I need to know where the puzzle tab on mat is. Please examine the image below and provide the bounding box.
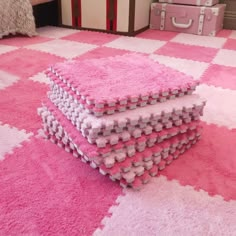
[39,53,206,189]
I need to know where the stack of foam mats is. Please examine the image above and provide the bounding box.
[38,53,206,189]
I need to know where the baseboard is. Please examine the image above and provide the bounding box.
[59,24,149,37]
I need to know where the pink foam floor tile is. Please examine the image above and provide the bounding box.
[0,137,122,236]
[39,100,201,188]
[51,53,196,106]
[75,46,129,61]
[0,35,53,47]
[155,42,219,63]
[0,48,64,79]
[216,29,232,38]
[137,29,178,41]
[223,38,236,51]
[162,122,236,201]
[0,80,48,133]
[201,64,236,90]
[62,31,120,46]
[41,97,201,158]
[48,89,204,139]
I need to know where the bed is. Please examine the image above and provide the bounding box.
[31,0,53,5]
[32,0,59,28]
[0,0,58,39]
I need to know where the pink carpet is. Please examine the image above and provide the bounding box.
[0,27,236,235]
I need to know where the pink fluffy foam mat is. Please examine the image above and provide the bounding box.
[47,53,198,116]
[1,27,236,235]
[38,100,201,189]
[41,98,201,156]
[48,91,205,146]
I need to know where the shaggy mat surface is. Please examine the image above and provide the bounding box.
[0,27,236,235]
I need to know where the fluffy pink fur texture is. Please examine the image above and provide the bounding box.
[40,52,207,189]
[0,27,235,235]
[48,54,198,116]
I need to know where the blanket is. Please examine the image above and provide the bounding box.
[0,0,37,38]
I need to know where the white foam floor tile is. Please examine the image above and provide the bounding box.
[104,37,166,54]
[29,72,50,85]
[25,39,97,59]
[49,92,204,132]
[229,30,236,39]
[171,33,227,49]
[94,176,236,236]
[212,49,236,67]
[36,26,79,39]
[0,45,18,55]
[150,54,209,80]
[0,71,20,90]
[0,124,32,160]
[196,84,236,129]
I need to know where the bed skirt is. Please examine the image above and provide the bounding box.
[33,0,59,28]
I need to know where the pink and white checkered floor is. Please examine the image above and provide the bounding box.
[0,27,236,235]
